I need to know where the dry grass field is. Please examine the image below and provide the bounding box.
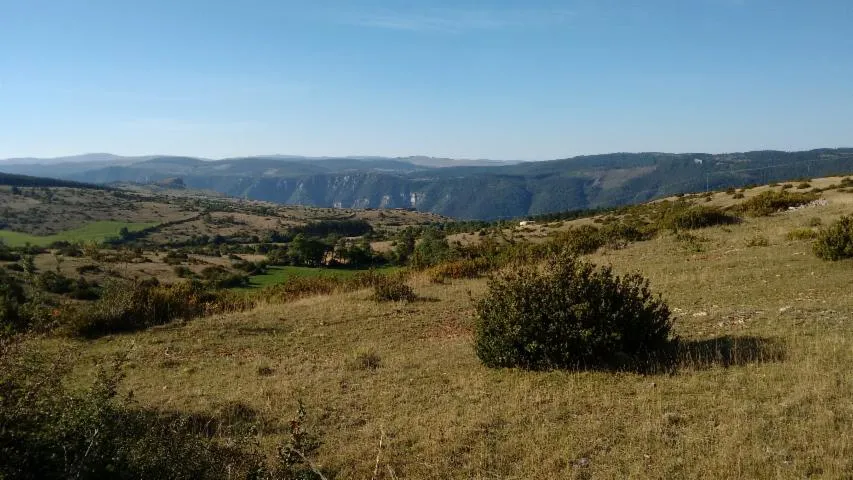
[1,185,444,286]
[28,184,853,478]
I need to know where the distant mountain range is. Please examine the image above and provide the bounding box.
[2,149,853,219]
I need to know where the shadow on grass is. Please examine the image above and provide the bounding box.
[606,336,787,374]
[675,335,786,370]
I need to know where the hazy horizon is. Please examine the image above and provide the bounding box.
[5,145,853,165]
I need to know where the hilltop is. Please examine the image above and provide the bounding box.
[3,173,853,477]
[4,148,853,219]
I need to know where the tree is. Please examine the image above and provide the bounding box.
[288,234,329,267]
[391,231,416,265]
[410,231,454,269]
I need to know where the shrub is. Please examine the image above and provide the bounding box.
[0,270,26,334]
[662,205,739,230]
[174,265,193,278]
[0,244,20,262]
[76,264,101,274]
[732,192,745,199]
[813,215,853,261]
[372,279,416,302]
[199,266,249,289]
[36,271,74,294]
[69,280,215,337]
[552,225,606,254]
[428,258,489,283]
[746,235,770,247]
[474,252,674,370]
[675,232,707,253]
[806,217,823,227]
[0,346,329,479]
[797,182,812,189]
[69,277,100,300]
[786,228,818,241]
[737,191,818,217]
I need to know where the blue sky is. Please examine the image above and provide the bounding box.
[1,0,851,160]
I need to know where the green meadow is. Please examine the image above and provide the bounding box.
[0,221,157,247]
[247,265,402,287]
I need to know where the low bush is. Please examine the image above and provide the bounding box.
[68,277,100,300]
[428,258,490,283]
[199,266,249,289]
[0,346,331,479]
[0,270,27,334]
[0,244,20,262]
[813,215,853,261]
[552,225,606,254]
[474,251,674,370]
[36,271,74,294]
[746,235,770,247]
[173,265,193,278]
[662,205,739,230]
[68,280,215,337]
[76,264,101,274]
[737,191,818,216]
[372,279,416,302]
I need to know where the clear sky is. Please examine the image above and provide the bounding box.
[1,0,851,160]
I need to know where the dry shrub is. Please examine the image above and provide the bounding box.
[428,258,490,283]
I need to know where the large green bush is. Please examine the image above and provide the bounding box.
[813,215,853,260]
[474,252,674,370]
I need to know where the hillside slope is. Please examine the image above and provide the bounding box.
[4,149,853,219]
[29,177,853,478]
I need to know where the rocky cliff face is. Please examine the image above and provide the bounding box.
[18,149,853,220]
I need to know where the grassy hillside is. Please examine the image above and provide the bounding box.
[0,221,157,247]
[9,176,852,478]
